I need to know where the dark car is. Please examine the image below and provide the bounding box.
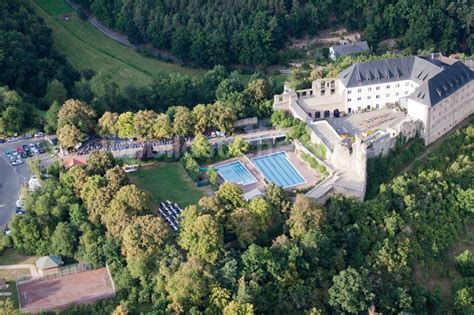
[36,143,45,154]
[22,144,32,157]
[48,137,58,145]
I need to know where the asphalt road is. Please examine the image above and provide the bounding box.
[0,138,49,230]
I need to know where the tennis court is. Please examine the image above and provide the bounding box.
[214,161,257,186]
[252,152,305,188]
[17,266,115,313]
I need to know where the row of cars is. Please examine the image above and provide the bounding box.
[0,132,44,143]
[5,143,46,166]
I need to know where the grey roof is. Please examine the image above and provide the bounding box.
[409,61,473,107]
[331,41,369,58]
[338,56,447,88]
[36,255,63,270]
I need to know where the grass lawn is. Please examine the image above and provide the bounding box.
[128,163,206,208]
[0,281,19,310]
[32,0,204,89]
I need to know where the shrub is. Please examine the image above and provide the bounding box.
[456,250,474,277]
[300,152,328,178]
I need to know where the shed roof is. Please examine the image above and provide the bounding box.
[331,41,369,58]
[35,256,63,270]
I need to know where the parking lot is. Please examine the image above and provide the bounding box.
[0,136,53,229]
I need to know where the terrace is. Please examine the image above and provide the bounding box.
[326,108,406,138]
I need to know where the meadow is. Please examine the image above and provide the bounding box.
[128,163,206,208]
[32,0,204,89]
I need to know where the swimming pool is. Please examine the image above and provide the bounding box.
[214,161,257,186]
[252,152,305,188]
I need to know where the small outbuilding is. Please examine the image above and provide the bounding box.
[329,41,370,60]
[64,158,86,170]
[35,256,64,276]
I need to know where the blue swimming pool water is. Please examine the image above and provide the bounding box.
[252,152,305,188]
[214,161,257,186]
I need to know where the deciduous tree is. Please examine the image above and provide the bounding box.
[191,133,212,159]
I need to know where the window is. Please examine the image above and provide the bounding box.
[376,95,380,99]
[358,89,362,93]
[386,85,390,89]
[405,82,409,87]
[395,92,399,96]
[367,96,371,100]
[357,97,361,101]
[348,98,352,102]
[376,104,379,109]
[376,86,380,90]
[367,105,371,110]
[348,90,352,94]
[368,87,372,92]
[386,93,390,97]
[396,84,400,88]
[405,91,408,95]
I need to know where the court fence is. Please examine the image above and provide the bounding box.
[16,262,93,284]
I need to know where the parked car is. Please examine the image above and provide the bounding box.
[34,132,44,137]
[0,138,5,143]
[22,144,32,156]
[23,134,33,139]
[15,207,25,215]
[36,143,45,154]
[15,199,23,208]
[48,137,58,145]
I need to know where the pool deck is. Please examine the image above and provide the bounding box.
[210,144,321,193]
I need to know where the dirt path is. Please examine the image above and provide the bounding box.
[0,264,39,278]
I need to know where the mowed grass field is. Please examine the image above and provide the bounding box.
[128,163,206,208]
[32,0,204,89]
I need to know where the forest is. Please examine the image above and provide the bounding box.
[74,0,474,66]
[4,112,473,314]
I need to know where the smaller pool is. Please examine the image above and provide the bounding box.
[252,152,305,188]
[214,161,257,186]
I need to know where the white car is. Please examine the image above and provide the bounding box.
[16,199,23,208]
[34,132,44,137]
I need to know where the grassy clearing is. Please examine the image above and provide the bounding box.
[0,281,19,309]
[0,249,37,266]
[128,163,206,208]
[36,0,71,15]
[32,0,204,89]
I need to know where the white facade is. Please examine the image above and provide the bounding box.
[408,80,474,145]
[344,80,418,113]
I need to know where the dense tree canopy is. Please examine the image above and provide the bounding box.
[77,0,472,67]
[0,0,78,97]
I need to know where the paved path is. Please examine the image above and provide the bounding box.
[66,0,135,49]
[65,0,175,61]
[0,264,39,278]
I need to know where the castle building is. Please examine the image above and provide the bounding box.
[274,54,473,145]
[273,54,473,201]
